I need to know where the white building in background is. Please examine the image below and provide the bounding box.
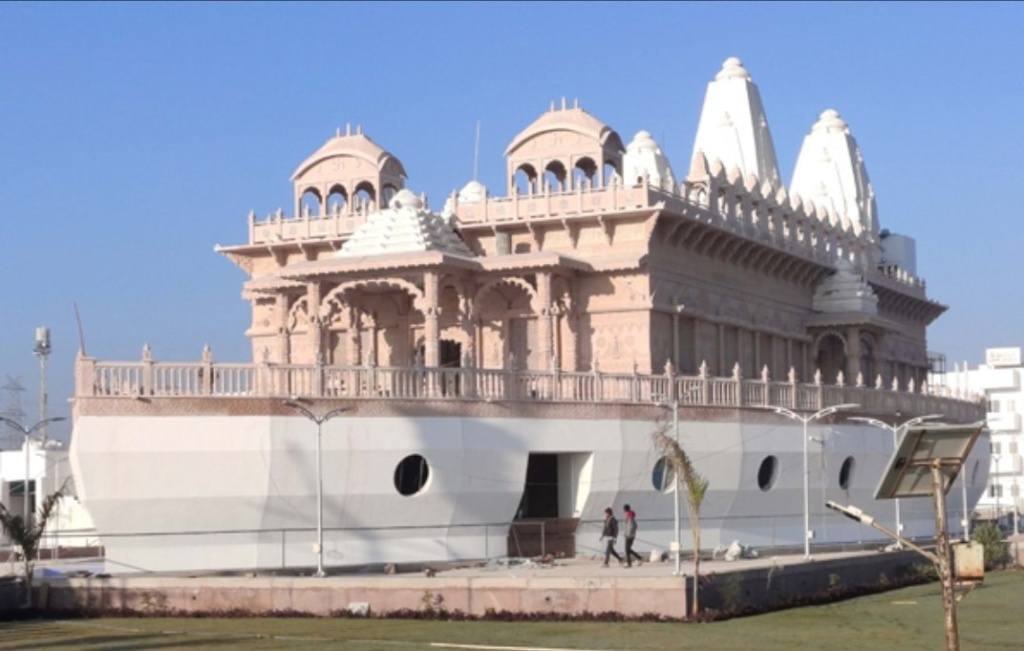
[0,439,96,548]
[932,346,1024,531]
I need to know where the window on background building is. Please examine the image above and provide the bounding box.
[990,484,1004,498]
[1013,485,1020,498]
[1011,441,1018,455]
[1006,400,1016,412]
[992,441,1002,455]
[989,399,1000,412]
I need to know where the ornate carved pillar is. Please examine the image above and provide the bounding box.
[846,325,862,382]
[473,318,483,368]
[716,323,725,376]
[276,293,290,364]
[306,282,322,364]
[873,332,886,387]
[753,329,761,376]
[786,338,794,378]
[672,311,680,369]
[537,272,553,370]
[424,271,440,367]
[348,307,361,365]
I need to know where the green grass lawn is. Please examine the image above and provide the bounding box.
[3,571,1022,651]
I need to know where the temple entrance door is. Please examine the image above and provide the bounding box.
[416,340,464,396]
[439,340,461,368]
[508,453,584,558]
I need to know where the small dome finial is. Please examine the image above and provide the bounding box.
[715,56,751,81]
[812,109,849,133]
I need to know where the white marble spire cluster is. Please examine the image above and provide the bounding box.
[691,57,878,238]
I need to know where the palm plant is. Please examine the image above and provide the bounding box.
[0,480,68,608]
[653,422,709,615]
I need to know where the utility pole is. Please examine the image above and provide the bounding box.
[34,327,52,444]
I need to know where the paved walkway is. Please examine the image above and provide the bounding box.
[434,548,884,581]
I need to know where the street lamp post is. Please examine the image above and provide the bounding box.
[666,399,682,576]
[0,415,66,522]
[771,404,859,560]
[992,454,1001,531]
[962,463,971,540]
[283,400,350,578]
[850,414,943,546]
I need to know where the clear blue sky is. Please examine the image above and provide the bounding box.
[1,2,1020,441]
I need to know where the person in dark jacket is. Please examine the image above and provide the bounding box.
[622,503,643,567]
[600,507,623,567]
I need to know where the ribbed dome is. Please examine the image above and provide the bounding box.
[291,129,407,181]
[505,104,623,156]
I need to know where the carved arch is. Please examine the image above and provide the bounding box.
[471,277,537,317]
[439,274,472,318]
[320,277,426,321]
[287,296,309,332]
[551,275,574,314]
[812,329,848,350]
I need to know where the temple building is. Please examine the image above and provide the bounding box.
[70,58,984,575]
[219,57,944,391]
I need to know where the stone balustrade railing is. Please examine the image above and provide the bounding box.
[75,355,985,423]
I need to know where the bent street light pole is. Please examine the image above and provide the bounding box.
[653,395,683,576]
[850,414,943,546]
[283,401,350,578]
[0,415,66,522]
[772,404,859,560]
[672,399,681,576]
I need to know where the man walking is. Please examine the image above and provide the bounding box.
[601,507,623,567]
[623,504,643,567]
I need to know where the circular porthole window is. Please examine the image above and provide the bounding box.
[652,457,676,493]
[757,456,778,491]
[839,456,855,490]
[394,454,430,496]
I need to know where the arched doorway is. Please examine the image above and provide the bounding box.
[815,332,847,384]
[417,339,462,396]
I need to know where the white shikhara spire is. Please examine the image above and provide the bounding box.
[691,56,781,188]
[623,130,675,192]
[790,109,878,237]
[336,189,474,258]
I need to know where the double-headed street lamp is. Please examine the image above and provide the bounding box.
[283,400,350,578]
[771,404,859,560]
[0,415,66,522]
[992,453,1002,530]
[850,414,943,546]
[654,397,683,576]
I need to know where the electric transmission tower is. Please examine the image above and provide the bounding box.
[1,376,26,450]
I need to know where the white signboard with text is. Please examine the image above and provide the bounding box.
[986,347,1022,368]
